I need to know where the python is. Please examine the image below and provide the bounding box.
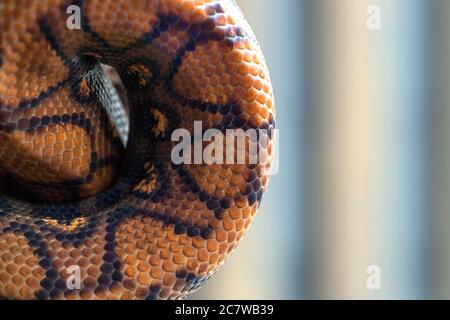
[0,0,275,299]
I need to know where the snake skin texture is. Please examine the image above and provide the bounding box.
[0,0,275,299]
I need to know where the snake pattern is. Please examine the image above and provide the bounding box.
[0,0,275,299]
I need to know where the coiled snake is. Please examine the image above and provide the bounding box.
[0,0,275,299]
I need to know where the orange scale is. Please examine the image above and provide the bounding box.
[218,243,229,255]
[18,266,30,277]
[150,267,164,280]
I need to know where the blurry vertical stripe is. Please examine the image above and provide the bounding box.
[191,0,304,299]
[304,0,377,299]
[430,1,450,299]
[371,0,428,299]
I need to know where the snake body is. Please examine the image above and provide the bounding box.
[0,0,275,299]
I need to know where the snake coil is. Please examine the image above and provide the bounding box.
[0,0,275,299]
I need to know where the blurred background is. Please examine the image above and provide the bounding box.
[192,0,450,299]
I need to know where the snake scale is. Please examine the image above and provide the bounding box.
[0,0,275,299]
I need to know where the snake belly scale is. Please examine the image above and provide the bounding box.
[0,0,275,299]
